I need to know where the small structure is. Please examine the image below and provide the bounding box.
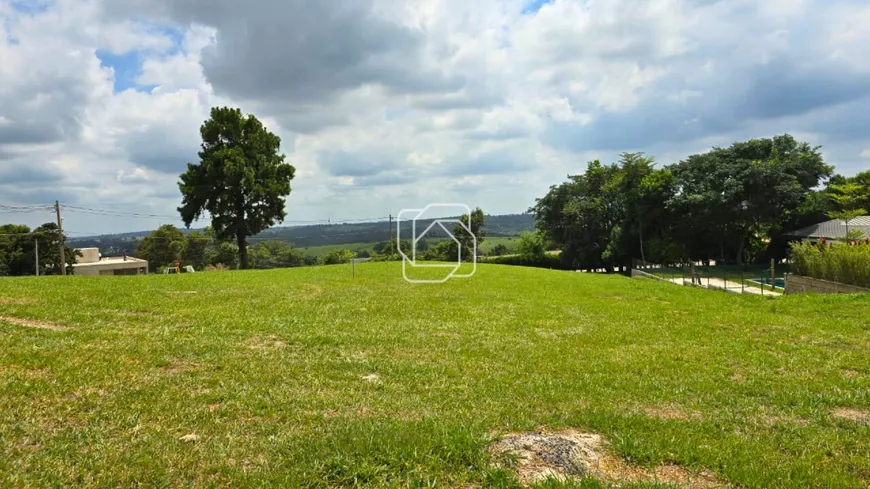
[72,248,148,276]
[783,216,870,242]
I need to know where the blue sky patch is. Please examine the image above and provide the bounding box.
[10,0,52,14]
[94,23,183,92]
[522,0,554,15]
[96,49,145,92]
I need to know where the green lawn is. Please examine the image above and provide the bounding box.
[2,263,869,488]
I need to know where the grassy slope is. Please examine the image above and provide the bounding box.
[1,263,869,488]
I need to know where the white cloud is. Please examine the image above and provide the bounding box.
[1,0,869,235]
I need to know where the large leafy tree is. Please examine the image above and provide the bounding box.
[668,134,831,264]
[178,106,296,269]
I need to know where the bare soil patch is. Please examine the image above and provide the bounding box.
[841,368,862,378]
[248,336,288,350]
[158,359,203,375]
[489,430,725,488]
[643,404,704,421]
[298,284,323,300]
[831,407,870,424]
[0,315,69,331]
[105,310,155,318]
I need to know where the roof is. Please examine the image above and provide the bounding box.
[73,257,147,267]
[783,216,870,239]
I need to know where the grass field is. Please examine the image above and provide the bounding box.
[2,263,870,488]
[298,237,519,257]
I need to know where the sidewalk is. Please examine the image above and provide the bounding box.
[667,277,781,296]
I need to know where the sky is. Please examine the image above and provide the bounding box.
[1,0,869,236]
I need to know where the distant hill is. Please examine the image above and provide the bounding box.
[68,213,536,255]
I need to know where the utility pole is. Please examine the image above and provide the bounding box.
[34,239,39,276]
[388,214,393,249]
[55,200,66,275]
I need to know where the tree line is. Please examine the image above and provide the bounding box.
[134,207,489,271]
[530,134,870,273]
[0,223,80,276]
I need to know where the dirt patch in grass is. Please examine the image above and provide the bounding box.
[0,315,69,331]
[643,404,704,421]
[158,359,204,375]
[831,407,870,424]
[105,310,155,318]
[248,336,288,350]
[841,368,862,378]
[0,297,33,305]
[298,284,323,300]
[756,413,810,427]
[489,430,725,488]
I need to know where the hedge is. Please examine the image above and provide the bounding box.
[790,238,870,288]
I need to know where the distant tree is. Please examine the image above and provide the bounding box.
[136,225,186,272]
[450,207,486,261]
[378,238,410,258]
[355,249,371,258]
[0,223,78,276]
[321,249,357,265]
[33,222,80,275]
[827,182,868,238]
[422,240,453,261]
[206,242,239,269]
[488,243,509,256]
[249,240,304,269]
[516,230,548,260]
[182,231,209,270]
[178,106,296,270]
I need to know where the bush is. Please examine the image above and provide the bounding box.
[321,249,357,265]
[789,238,870,288]
[516,231,548,260]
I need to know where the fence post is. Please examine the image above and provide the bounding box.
[723,268,727,292]
[741,269,745,294]
[770,259,775,293]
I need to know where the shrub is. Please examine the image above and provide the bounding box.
[789,238,870,288]
[321,249,357,265]
[516,231,548,260]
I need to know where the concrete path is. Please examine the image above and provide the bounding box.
[666,277,782,296]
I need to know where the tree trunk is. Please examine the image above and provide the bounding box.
[736,229,748,266]
[638,217,646,265]
[237,231,249,270]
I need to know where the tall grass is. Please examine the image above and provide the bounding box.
[789,238,870,288]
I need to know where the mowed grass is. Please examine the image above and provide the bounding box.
[2,262,870,488]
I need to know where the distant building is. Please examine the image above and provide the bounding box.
[72,248,148,276]
[783,216,870,242]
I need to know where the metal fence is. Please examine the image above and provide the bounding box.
[631,259,787,296]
